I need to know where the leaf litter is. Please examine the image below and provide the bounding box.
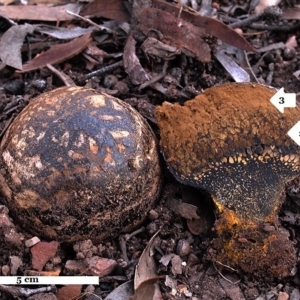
[0,0,299,299]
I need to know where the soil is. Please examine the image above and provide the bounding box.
[0,0,299,300]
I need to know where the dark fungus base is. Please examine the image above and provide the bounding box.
[155,83,300,279]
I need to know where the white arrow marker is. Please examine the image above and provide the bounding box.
[288,121,300,146]
[270,87,296,113]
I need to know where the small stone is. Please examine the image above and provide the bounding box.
[114,81,129,94]
[28,293,57,300]
[84,285,95,293]
[177,284,187,293]
[148,209,159,220]
[56,285,82,300]
[176,239,191,257]
[0,206,14,228]
[25,236,41,248]
[171,255,182,275]
[103,75,118,88]
[277,291,289,300]
[74,240,93,253]
[4,228,24,247]
[1,265,10,276]
[44,263,54,271]
[187,253,200,267]
[84,256,117,277]
[283,47,296,60]
[64,260,86,275]
[76,252,85,260]
[290,288,300,300]
[31,241,59,271]
[52,256,62,265]
[9,256,22,275]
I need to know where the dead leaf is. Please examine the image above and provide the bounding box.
[0,3,82,21]
[214,50,250,82]
[124,33,151,85]
[152,0,256,53]
[104,280,134,300]
[81,0,130,23]
[134,231,161,290]
[138,7,211,63]
[36,25,97,39]
[20,34,92,73]
[0,24,36,69]
[282,7,300,20]
[133,231,163,300]
[159,253,175,267]
[130,278,163,300]
[285,36,298,49]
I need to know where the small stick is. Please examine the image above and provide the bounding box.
[84,61,124,80]
[65,10,112,34]
[0,284,56,298]
[229,6,282,29]
[47,64,76,87]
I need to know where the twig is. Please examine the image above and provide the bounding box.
[213,261,241,285]
[119,235,129,263]
[65,10,112,34]
[249,22,300,31]
[84,61,124,80]
[139,61,169,90]
[229,6,282,29]
[0,285,56,298]
[46,64,76,87]
[123,227,146,241]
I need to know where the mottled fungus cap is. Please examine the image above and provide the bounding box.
[0,87,162,242]
[156,83,300,224]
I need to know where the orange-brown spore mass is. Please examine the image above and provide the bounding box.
[156,83,300,222]
[156,83,300,279]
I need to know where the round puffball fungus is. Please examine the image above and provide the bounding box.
[0,86,162,243]
[155,83,300,280]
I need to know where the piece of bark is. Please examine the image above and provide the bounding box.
[137,7,211,63]
[152,0,257,52]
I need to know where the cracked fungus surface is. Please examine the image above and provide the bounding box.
[0,86,162,242]
[156,83,300,279]
[156,83,300,223]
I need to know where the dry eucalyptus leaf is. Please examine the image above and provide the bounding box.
[133,231,163,299]
[0,3,82,21]
[20,34,92,73]
[104,280,134,300]
[0,24,36,70]
[81,0,130,23]
[152,0,256,53]
[124,33,151,85]
[214,50,250,82]
[134,231,161,290]
[36,25,97,40]
[282,7,300,20]
[130,278,163,300]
